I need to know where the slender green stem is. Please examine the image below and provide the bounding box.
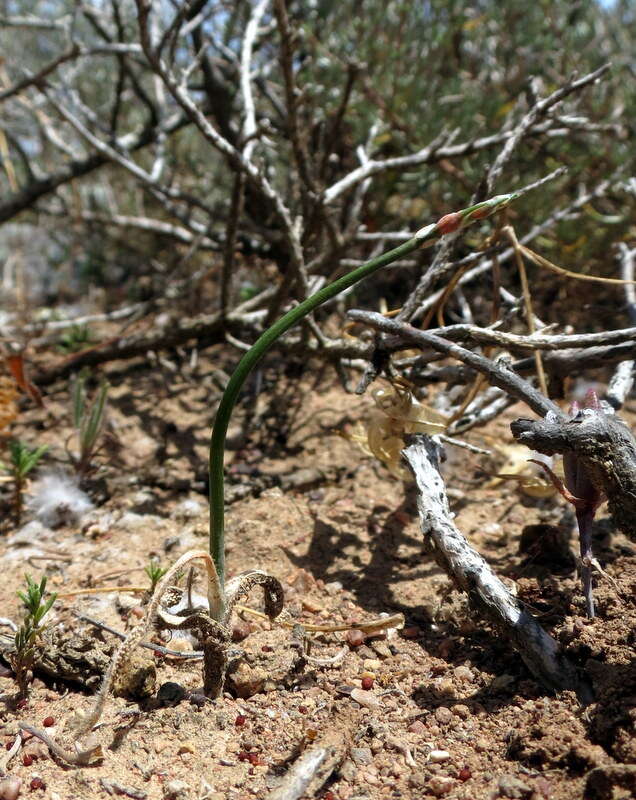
[208,192,518,619]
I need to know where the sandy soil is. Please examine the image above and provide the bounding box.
[1,345,635,800]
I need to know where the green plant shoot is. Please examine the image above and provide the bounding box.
[57,323,93,354]
[11,574,57,697]
[70,370,109,477]
[145,560,169,593]
[5,440,49,525]
[207,192,518,620]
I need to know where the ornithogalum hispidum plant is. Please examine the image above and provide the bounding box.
[207,191,521,620]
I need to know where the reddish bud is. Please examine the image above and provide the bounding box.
[42,717,55,728]
[235,714,247,727]
[23,753,34,766]
[361,677,374,690]
[458,766,471,781]
[30,777,46,790]
[583,388,601,410]
[435,212,462,235]
[467,205,491,220]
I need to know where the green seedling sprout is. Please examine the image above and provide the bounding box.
[57,323,93,354]
[69,370,109,478]
[11,574,57,697]
[145,560,169,593]
[207,192,519,620]
[4,440,49,525]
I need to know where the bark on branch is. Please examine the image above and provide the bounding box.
[403,435,589,698]
[511,410,636,538]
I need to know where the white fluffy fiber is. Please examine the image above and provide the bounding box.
[27,471,93,528]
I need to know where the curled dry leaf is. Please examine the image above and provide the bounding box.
[346,383,447,478]
[487,442,561,499]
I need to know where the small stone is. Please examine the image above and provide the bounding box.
[453,665,474,683]
[490,674,515,692]
[371,641,392,659]
[363,659,381,671]
[173,499,202,520]
[231,620,252,642]
[163,535,181,552]
[475,738,489,753]
[325,581,343,596]
[157,681,187,706]
[428,775,454,796]
[339,759,357,782]
[163,779,191,800]
[350,747,373,766]
[189,693,207,709]
[0,777,21,800]
[498,774,532,799]
[434,706,453,725]
[429,749,451,763]
[483,522,502,536]
[177,741,196,755]
[346,629,366,648]
[226,660,266,698]
[408,720,426,734]
[350,688,381,710]
[401,626,421,639]
[452,704,471,720]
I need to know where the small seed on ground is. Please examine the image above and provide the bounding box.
[429,749,451,763]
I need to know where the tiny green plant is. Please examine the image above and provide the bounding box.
[144,560,168,593]
[57,323,93,354]
[4,440,48,525]
[11,574,57,697]
[207,192,520,620]
[69,370,109,478]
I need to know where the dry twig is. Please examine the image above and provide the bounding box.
[403,436,588,697]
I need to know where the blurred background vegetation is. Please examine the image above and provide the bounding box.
[0,0,634,332]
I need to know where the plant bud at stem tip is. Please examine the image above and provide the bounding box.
[435,212,462,235]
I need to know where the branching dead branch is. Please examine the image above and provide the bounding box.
[403,436,588,697]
